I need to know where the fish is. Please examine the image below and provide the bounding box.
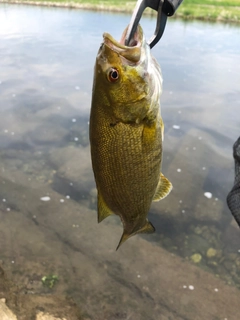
[227,136,240,226]
[89,24,172,250]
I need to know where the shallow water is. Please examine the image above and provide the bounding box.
[0,3,240,319]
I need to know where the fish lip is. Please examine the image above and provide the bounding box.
[103,26,142,49]
[102,26,143,63]
[103,33,129,50]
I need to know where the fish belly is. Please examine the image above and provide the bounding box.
[90,110,162,224]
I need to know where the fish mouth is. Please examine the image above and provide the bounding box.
[103,25,143,63]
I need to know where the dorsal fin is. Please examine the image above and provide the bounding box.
[153,173,172,202]
[97,192,114,223]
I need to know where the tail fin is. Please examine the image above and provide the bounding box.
[116,220,155,250]
[116,232,131,251]
[136,220,155,234]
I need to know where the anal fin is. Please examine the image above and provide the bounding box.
[153,173,172,202]
[97,192,113,223]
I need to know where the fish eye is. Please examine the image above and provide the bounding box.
[107,68,119,83]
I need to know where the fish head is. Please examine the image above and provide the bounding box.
[93,25,162,123]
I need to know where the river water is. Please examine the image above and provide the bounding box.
[0,3,240,320]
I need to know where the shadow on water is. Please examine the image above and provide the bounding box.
[0,3,240,320]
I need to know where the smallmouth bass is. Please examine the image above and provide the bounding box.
[89,25,172,250]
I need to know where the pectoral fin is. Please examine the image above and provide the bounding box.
[97,193,113,223]
[116,221,155,250]
[153,173,172,202]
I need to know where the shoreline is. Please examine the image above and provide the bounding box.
[0,0,240,24]
[0,0,134,12]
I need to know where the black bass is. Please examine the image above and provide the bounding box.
[89,25,172,250]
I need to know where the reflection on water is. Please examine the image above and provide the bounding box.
[0,3,240,319]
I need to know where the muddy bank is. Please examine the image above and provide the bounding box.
[0,168,240,319]
[0,265,83,320]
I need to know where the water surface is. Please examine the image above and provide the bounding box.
[0,4,240,319]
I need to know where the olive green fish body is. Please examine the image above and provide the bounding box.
[90,25,172,249]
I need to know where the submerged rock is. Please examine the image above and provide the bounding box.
[206,248,217,259]
[36,312,67,320]
[151,128,231,225]
[0,299,17,320]
[49,145,94,196]
[191,253,202,263]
